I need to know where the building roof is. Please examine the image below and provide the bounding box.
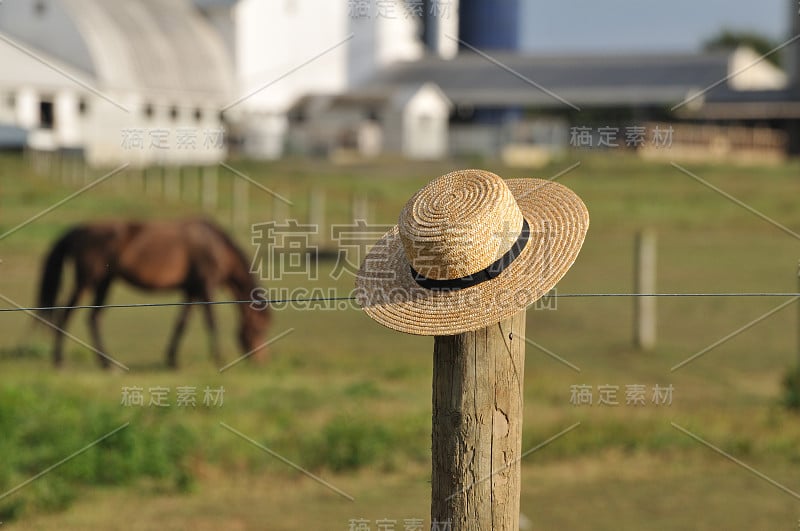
[682,87,800,119]
[364,51,750,108]
[0,33,96,89]
[66,0,232,96]
[192,0,238,7]
[0,0,232,99]
[288,82,451,119]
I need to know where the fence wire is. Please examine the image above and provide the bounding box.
[2,293,800,313]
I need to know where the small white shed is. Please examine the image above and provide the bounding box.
[383,83,451,160]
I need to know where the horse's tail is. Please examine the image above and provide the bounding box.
[37,228,77,323]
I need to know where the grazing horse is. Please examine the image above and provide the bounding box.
[37,218,270,369]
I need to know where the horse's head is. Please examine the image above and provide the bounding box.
[239,293,271,362]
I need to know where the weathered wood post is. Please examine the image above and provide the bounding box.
[432,311,526,529]
[354,169,589,530]
[634,229,657,350]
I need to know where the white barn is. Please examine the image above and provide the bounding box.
[195,0,424,159]
[0,0,232,167]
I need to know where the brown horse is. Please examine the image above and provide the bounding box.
[37,218,270,369]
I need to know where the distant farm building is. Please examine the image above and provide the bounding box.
[0,0,799,163]
[0,0,232,167]
[288,82,451,160]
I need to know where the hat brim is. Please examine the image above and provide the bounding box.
[355,179,589,336]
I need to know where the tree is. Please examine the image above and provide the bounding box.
[703,29,781,67]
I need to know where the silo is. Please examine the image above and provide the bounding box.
[458,0,520,50]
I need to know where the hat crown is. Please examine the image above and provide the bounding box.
[398,170,524,281]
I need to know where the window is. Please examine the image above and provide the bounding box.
[194,108,203,122]
[143,103,154,119]
[169,106,179,120]
[39,98,54,130]
[6,93,15,109]
[34,0,47,16]
[78,97,88,115]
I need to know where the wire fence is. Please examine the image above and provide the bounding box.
[2,292,799,313]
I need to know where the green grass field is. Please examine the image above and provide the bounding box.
[1,152,800,529]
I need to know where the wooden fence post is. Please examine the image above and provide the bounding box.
[134,167,146,193]
[273,189,289,223]
[432,311,526,529]
[352,193,369,223]
[309,187,325,246]
[232,177,249,229]
[145,167,161,198]
[634,229,657,350]
[182,166,199,203]
[46,150,54,179]
[57,151,65,185]
[165,166,181,201]
[202,165,218,210]
[83,159,92,184]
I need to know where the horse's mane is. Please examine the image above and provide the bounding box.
[197,218,258,292]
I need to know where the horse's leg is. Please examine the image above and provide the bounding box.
[201,297,222,366]
[88,277,112,370]
[53,286,82,368]
[166,299,192,369]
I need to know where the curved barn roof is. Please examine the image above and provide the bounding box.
[0,0,232,99]
[62,0,232,97]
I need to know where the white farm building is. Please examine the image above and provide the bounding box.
[1,0,799,162]
[0,0,232,167]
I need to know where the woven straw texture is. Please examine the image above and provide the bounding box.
[355,169,589,336]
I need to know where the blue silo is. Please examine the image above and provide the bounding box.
[458,0,521,51]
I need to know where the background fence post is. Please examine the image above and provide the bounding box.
[431,311,526,529]
[309,187,325,246]
[145,167,161,198]
[202,165,218,211]
[273,189,289,223]
[232,177,249,229]
[634,229,657,350]
[352,193,368,224]
[165,165,181,202]
[182,166,199,203]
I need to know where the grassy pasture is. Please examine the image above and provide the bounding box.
[1,152,800,529]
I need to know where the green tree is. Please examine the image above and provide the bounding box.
[703,29,781,67]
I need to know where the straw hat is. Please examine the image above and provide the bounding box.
[355,169,589,336]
